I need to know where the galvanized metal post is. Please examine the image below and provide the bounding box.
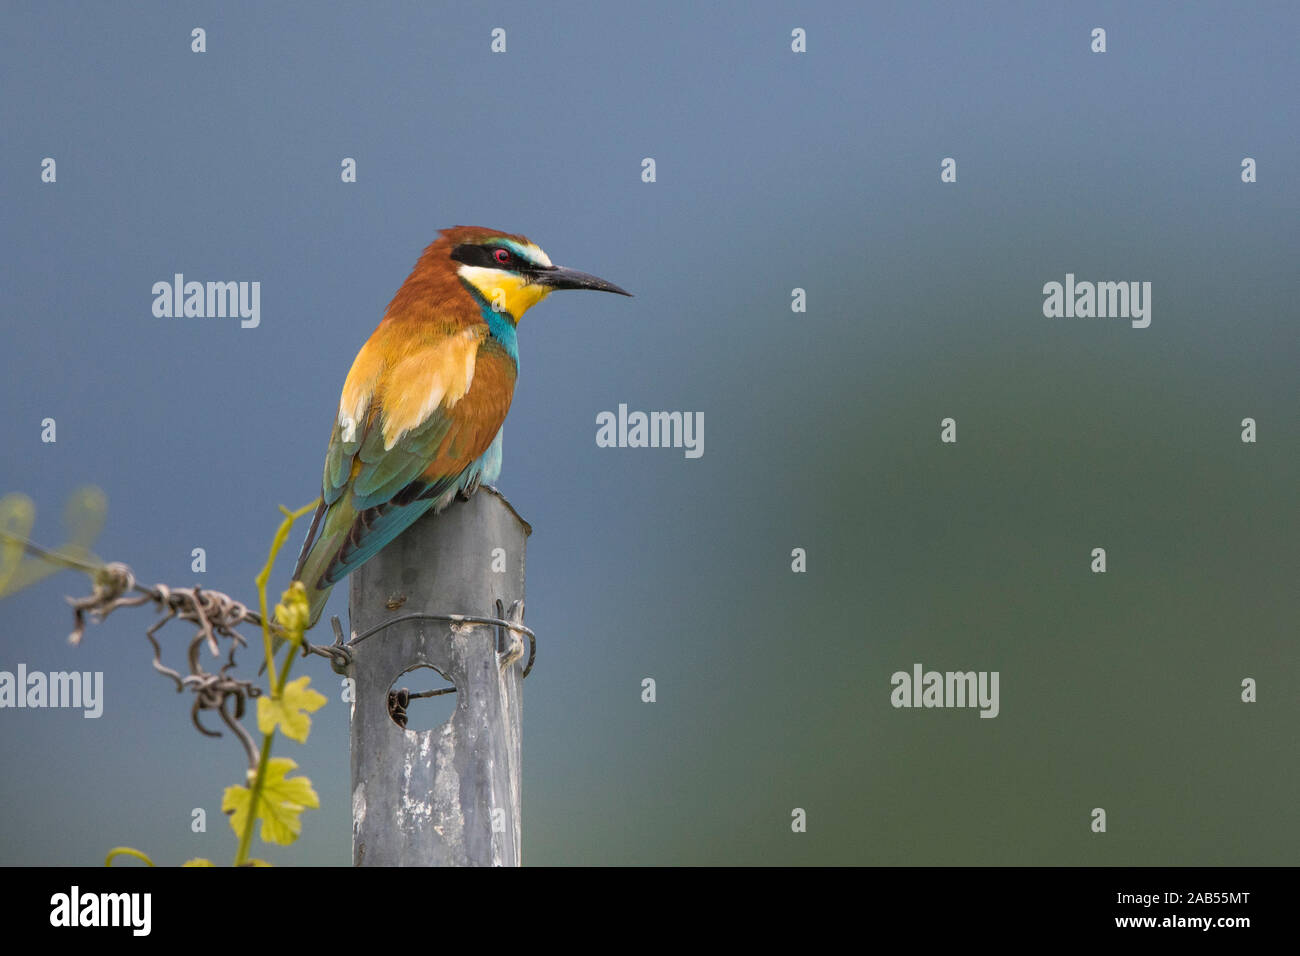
[348,487,530,866]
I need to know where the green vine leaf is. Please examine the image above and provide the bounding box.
[258,675,327,743]
[224,757,319,846]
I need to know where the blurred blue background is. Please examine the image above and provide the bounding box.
[1,1,1296,865]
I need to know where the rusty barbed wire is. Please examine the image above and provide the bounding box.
[4,532,273,767]
[3,529,537,755]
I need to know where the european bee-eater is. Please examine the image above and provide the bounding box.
[290,226,630,627]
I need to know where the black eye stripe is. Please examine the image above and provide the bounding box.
[451,242,549,274]
[450,243,500,269]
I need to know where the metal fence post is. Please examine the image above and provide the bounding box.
[347,487,530,866]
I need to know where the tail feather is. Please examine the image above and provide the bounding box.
[275,441,497,649]
[288,497,345,630]
[268,499,335,662]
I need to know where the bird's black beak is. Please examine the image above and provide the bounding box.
[533,265,632,296]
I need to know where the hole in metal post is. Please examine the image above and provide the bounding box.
[386,665,457,731]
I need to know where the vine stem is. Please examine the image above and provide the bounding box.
[234,499,318,867]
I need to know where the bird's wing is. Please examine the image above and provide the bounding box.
[293,327,515,595]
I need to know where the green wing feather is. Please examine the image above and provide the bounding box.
[291,402,479,626]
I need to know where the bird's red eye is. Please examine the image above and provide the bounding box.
[493,248,511,265]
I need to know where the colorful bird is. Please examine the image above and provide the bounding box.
[289,226,630,628]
